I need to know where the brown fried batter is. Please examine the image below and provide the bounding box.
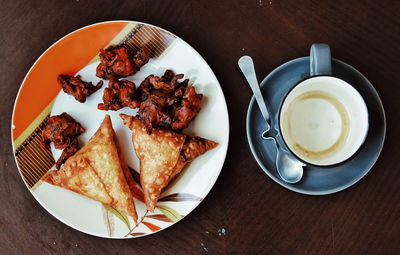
[96,46,150,80]
[137,70,202,133]
[98,79,140,111]
[132,47,151,69]
[96,69,201,132]
[41,113,84,169]
[137,93,173,131]
[56,138,79,169]
[171,86,203,131]
[58,75,103,103]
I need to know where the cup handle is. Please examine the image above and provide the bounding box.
[310,44,332,76]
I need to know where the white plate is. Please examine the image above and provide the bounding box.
[12,21,229,238]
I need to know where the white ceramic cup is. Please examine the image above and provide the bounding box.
[279,45,369,166]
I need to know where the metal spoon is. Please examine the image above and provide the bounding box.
[238,56,304,183]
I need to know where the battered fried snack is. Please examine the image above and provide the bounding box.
[42,115,138,222]
[120,114,218,212]
[41,113,84,150]
[181,136,219,162]
[171,86,203,131]
[168,136,219,186]
[98,79,140,111]
[96,46,150,80]
[58,74,103,103]
[41,113,84,169]
[137,70,202,133]
[56,138,79,169]
[43,155,113,204]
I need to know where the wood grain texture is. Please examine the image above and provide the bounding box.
[1,0,400,254]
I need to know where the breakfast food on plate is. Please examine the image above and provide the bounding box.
[97,69,203,134]
[137,70,203,133]
[58,74,103,103]
[41,112,85,169]
[120,114,218,211]
[98,78,140,111]
[96,46,150,80]
[169,86,203,131]
[167,135,219,186]
[56,139,80,170]
[48,43,212,218]
[42,115,138,221]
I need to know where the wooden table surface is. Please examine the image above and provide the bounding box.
[1,0,399,254]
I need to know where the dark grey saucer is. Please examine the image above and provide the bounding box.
[246,57,386,194]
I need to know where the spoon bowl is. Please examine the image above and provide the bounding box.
[262,132,304,183]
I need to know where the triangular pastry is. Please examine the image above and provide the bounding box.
[120,114,218,211]
[42,115,138,222]
[120,114,185,211]
[42,155,112,204]
[168,136,218,184]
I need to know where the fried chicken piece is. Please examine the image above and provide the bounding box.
[137,71,187,102]
[132,47,151,69]
[138,93,172,132]
[41,113,84,150]
[149,74,183,91]
[136,76,152,101]
[41,113,84,169]
[58,75,103,103]
[137,70,201,133]
[98,79,140,111]
[96,46,135,80]
[56,138,79,169]
[137,76,172,132]
[96,46,150,80]
[171,86,203,131]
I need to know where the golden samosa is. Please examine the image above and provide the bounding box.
[168,136,219,184]
[42,115,138,222]
[120,114,218,212]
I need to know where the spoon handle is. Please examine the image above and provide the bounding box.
[238,56,271,124]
